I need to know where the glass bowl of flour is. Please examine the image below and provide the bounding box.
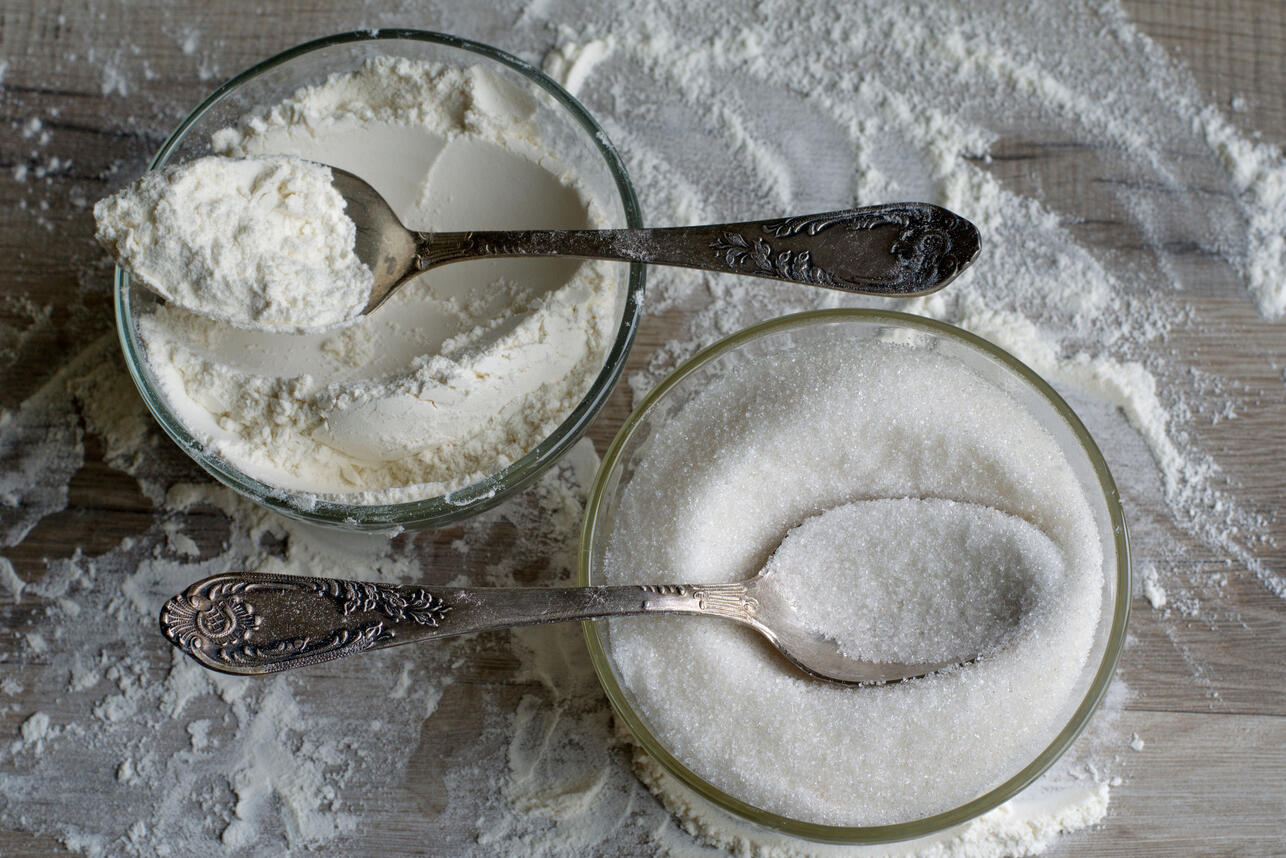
[580,309,1129,843]
[114,30,643,530]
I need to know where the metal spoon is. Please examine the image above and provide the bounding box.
[333,167,981,319]
[160,563,969,684]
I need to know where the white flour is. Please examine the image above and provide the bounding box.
[0,0,1282,856]
[94,154,373,331]
[135,58,622,503]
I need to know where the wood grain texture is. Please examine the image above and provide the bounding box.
[0,0,1282,855]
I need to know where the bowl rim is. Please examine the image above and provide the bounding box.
[113,28,645,531]
[578,307,1131,844]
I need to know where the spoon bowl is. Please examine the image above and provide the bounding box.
[330,168,419,316]
[739,567,965,683]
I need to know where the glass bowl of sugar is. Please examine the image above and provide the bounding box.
[580,309,1129,843]
[114,30,643,531]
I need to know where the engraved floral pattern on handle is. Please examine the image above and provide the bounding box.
[160,578,263,652]
[711,202,978,294]
[709,232,840,287]
[312,578,452,626]
[160,574,451,675]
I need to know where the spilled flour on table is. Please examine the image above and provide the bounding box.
[0,0,1281,855]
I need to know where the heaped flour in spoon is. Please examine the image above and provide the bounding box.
[134,58,622,504]
[94,154,373,331]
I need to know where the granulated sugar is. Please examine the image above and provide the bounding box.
[603,336,1105,825]
[769,498,1064,663]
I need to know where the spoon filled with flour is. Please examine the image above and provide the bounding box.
[98,152,979,333]
[95,155,374,332]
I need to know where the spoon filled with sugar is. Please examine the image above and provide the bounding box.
[96,155,981,332]
[159,498,1054,682]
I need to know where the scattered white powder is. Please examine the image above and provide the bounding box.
[217,679,357,848]
[162,518,201,557]
[1195,105,1286,319]
[94,155,374,331]
[18,711,51,747]
[133,58,622,503]
[770,498,1065,663]
[0,556,24,603]
[1141,564,1168,610]
[542,34,615,96]
[100,57,130,97]
[185,718,211,750]
[604,334,1106,825]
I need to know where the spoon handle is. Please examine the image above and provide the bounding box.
[418,202,980,296]
[160,571,756,676]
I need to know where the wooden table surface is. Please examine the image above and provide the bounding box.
[0,1,1283,856]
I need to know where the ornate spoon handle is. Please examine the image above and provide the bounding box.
[417,202,980,296]
[161,571,757,676]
